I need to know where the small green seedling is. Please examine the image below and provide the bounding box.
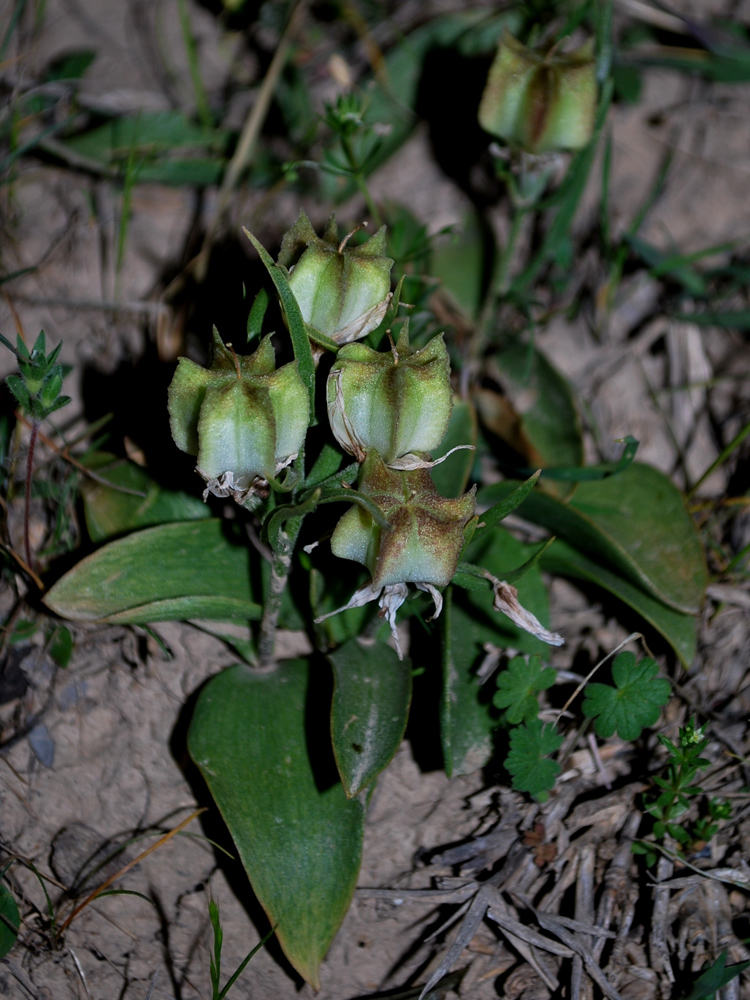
[494,653,556,724]
[208,897,276,1000]
[582,651,671,741]
[1,330,70,573]
[633,720,731,864]
[505,718,563,802]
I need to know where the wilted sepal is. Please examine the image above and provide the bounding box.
[326,326,453,464]
[479,32,596,154]
[280,209,393,345]
[168,328,309,505]
[316,454,476,656]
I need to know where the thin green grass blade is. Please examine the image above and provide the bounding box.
[243,228,316,416]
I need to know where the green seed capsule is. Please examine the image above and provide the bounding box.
[326,326,452,465]
[280,210,394,344]
[168,328,308,504]
[479,32,597,154]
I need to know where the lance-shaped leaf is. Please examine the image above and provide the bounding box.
[0,881,20,959]
[243,228,316,415]
[188,660,364,990]
[44,520,260,623]
[478,462,707,614]
[329,638,412,797]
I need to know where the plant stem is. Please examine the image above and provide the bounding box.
[470,204,525,363]
[494,204,526,298]
[341,135,382,228]
[257,518,302,668]
[24,418,38,574]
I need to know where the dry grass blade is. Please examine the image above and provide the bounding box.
[57,808,205,934]
[418,888,489,1000]
[571,845,595,1000]
[533,909,625,1000]
[649,852,675,985]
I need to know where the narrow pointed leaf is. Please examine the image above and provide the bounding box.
[243,229,316,415]
[0,882,20,958]
[329,638,412,797]
[44,521,260,623]
[247,287,269,343]
[475,470,540,532]
[188,660,364,989]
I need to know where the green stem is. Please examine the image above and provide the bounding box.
[470,204,525,363]
[495,205,526,297]
[257,517,302,668]
[24,419,38,573]
[341,135,382,228]
[687,418,750,500]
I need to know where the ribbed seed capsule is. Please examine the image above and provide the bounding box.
[326,326,452,465]
[168,328,309,505]
[479,32,596,154]
[280,209,394,345]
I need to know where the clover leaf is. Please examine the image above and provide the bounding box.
[582,652,670,741]
[505,718,563,801]
[494,654,556,724]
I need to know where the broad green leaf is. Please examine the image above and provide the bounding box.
[493,654,555,724]
[489,341,583,472]
[505,719,563,801]
[329,638,412,797]
[44,520,260,624]
[81,453,209,542]
[431,396,477,499]
[541,540,697,666]
[441,527,553,777]
[0,881,19,958]
[479,463,706,614]
[582,652,670,741]
[63,111,228,162]
[132,158,225,186]
[188,660,364,990]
